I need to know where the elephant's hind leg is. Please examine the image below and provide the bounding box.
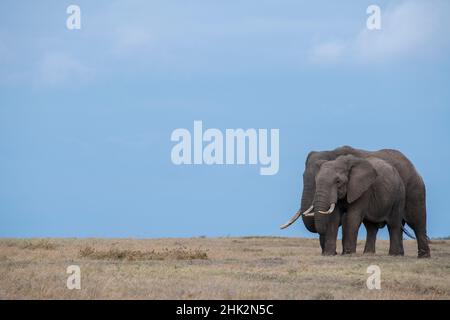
[406,211,431,258]
[411,225,431,258]
[363,221,378,254]
[405,182,431,258]
[387,223,404,256]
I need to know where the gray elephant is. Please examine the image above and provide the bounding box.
[313,155,406,255]
[281,146,430,258]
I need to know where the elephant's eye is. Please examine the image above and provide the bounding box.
[336,178,342,186]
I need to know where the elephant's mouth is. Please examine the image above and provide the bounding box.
[280,203,335,229]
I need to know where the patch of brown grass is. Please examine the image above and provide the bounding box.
[14,239,57,250]
[78,246,208,261]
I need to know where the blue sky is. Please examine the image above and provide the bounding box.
[1,0,449,238]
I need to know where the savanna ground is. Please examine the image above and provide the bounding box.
[0,237,449,299]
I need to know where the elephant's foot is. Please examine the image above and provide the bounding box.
[363,250,376,255]
[388,250,404,256]
[363,245,376,255]
[322,250,337,256]
[418,251,431,259]
[342,250,356,255]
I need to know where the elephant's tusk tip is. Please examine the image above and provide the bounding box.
[279,205,313,230]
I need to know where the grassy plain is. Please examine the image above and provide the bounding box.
[0,237,449,299]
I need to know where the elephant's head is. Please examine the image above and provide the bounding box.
[280,147,368,231]
[280,151,324,231]
[312,155,378,234]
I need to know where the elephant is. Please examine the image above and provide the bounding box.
[312,155,406,255]
[281,146,430,258]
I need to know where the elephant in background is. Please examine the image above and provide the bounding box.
[281,146,430,258]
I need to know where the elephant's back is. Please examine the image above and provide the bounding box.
[367,157,400,179]
[368,157,405,200]
[370,149,423,190]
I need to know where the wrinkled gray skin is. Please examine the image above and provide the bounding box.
[299,146,430,258]
[314,155,405,256]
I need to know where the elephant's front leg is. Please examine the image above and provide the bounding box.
[342,209,362,255]
[319,234,325,252]
[321,208,341,256]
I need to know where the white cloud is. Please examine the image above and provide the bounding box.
[34,52,92,88]
[3,0,450,86]
[310,41,346,63]
[310,0,450,64]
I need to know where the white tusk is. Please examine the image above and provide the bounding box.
[280,205,314,229]
[303,206,315,217]
[318,203,335,215]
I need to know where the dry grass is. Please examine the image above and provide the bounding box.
[4,239,57,250]
[78,246,208,261]
[0,237,449,299]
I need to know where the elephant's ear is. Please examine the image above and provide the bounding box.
[347,158,377,203]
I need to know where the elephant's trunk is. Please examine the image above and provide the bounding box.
[300,181,317,233]
[313,189,333,235]
[300,181,314,213]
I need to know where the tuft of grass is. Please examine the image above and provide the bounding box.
[20,240,56,250]
[314,291,335,300]
[78,246,208,261]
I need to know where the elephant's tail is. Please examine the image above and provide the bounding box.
[401,225,416,240]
